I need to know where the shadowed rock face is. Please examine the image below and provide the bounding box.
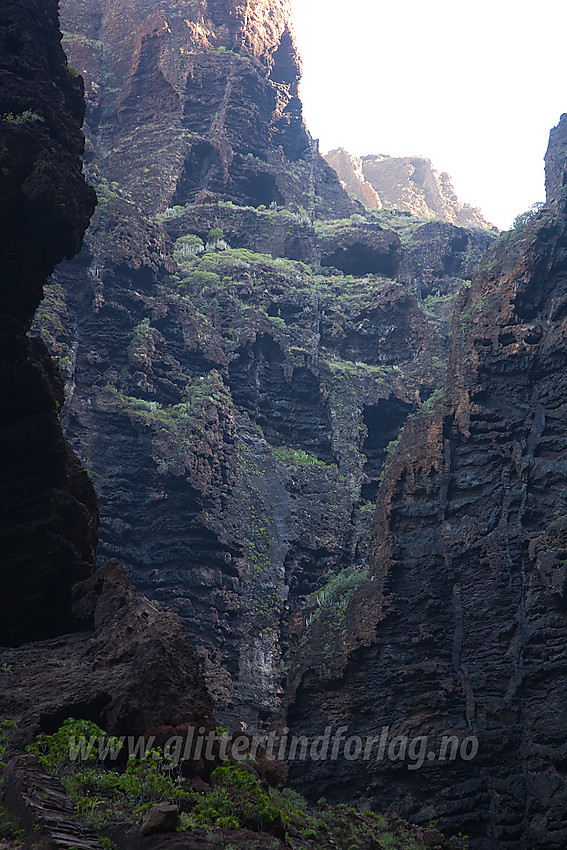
[0,0,98,646]
[0,559,214,745]
[286,115,567,849]
[0,0,214,749]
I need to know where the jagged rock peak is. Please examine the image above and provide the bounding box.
[325,147,494,228]
[323,148,382,210]
[545,112,567,204]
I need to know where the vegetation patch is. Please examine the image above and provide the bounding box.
[459,296,487,330]
[26,718,189,830]
[273,447,336,471]
[7,720,438,848]
[371,209,432,246]
[421,388,445,414]
[305,566,369,629]
[378,431,404,485]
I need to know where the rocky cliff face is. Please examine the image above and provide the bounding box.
[325,148,493,229]
[286,117,567,849]
[62,0,353,218]
[0,0,214,753]
[324,148,383,211]
[0,0,98,645]
[31,0,496,739]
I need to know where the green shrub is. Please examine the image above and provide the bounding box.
[268,315,287,331]
[180,269,222,289]
[310,567,368,612]
[174,234,204,258]
[422,388,445,414]
[1,110,42,124]
[273,446,335,470]
[26,720,188,829]
[128,318,151,353]
[187,765,288,834]
[512,201,544,232]
[207,227,224,243]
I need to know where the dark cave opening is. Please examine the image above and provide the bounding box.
[321,243,400,277]
[236,172,284,208]
[360,398,414,502]
[172,141,221,205]
[442,232,470,274]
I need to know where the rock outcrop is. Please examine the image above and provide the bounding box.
[286,116,567,849]
[325,148,493,228]
[323,148,382,211]
[0,559,213,745]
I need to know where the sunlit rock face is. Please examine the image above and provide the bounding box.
[324,148,382,211]
[287,117,567,848]
[61,0,354,217]
[325,147,494,228]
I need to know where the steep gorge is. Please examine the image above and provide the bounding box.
[22,0,567,847]
[32,0,496,737]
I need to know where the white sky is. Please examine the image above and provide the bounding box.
[289,0,567,229]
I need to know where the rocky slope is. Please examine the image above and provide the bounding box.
[27,0,497,736]
[286,117,567,849]
[325,147,493,228]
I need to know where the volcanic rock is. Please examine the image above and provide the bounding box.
[0,0,98,646]
[286,115,567,849]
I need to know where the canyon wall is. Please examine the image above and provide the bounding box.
[0,0,213,750]
[0,0,98,645]
[30,0,496,737]
[287,117,567,849]
[26,0,567,846]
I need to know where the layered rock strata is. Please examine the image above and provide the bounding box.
[27,0,496,735]
[286,116,567,850]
